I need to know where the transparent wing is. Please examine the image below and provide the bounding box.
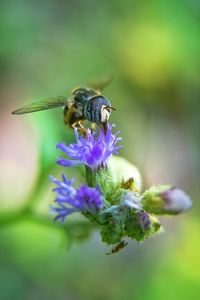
[87,75,113,91]
[11,96,68,115]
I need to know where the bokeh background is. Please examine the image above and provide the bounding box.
[0,0,200,299]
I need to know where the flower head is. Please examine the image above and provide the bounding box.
[50,175,104,222]
[56,124,122,170]
[121,191,141,209]
[49,118,192,250]
[161,187,192,214]
[142,185,192,215]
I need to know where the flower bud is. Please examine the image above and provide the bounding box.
[99,206,125,244]
[108,156,142,192]
[142,185,192,215]
[121,191,141,210]
[124,209,161,241]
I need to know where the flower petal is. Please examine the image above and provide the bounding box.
[55,123,122,170]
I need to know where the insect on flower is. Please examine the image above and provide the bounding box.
[106,241,128,255]
[11,76,115,136]
[56,123,122,170]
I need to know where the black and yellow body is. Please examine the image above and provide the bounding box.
[63,102,83,128]
[73,88,114,123]
[11,76,115,136]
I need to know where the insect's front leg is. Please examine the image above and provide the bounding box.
[102,122,108,134]
[69,120,88,139]
[76,121,88,139]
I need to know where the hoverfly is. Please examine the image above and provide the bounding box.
[11,76,115,136]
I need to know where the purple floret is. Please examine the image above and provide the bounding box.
[161,187,192,213]
[137,211,151,232]
[56,124,122,170]
[76,185,104,213]
[50,175,104,222]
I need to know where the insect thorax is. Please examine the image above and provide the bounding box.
[73,88,97,107]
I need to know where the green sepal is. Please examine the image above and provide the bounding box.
[85,166,124,206]
[142,185,172,215]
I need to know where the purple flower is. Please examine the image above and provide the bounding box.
[50,175,104,222]
[56,123,122,170]
[161,187,192,214]
[142,185,192,215]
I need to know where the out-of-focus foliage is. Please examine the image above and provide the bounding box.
[0,0,200,299]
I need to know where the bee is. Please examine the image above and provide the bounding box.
[11,76,115,136]
[106,241,128,255]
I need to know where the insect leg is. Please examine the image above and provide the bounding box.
[77,121,88,139]
[102,122,108,134]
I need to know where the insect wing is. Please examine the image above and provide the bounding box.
[11,96,68,115]
[87,75,113,92]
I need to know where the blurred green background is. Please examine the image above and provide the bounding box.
[0,0,200,299]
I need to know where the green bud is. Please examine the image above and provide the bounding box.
[85,156,142,207]
[108,156,142,192]
[121,190,141,209]
[142,185,192,215]
[85,166,128,206]
[124,209,161,241]
[99,205,126,244]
